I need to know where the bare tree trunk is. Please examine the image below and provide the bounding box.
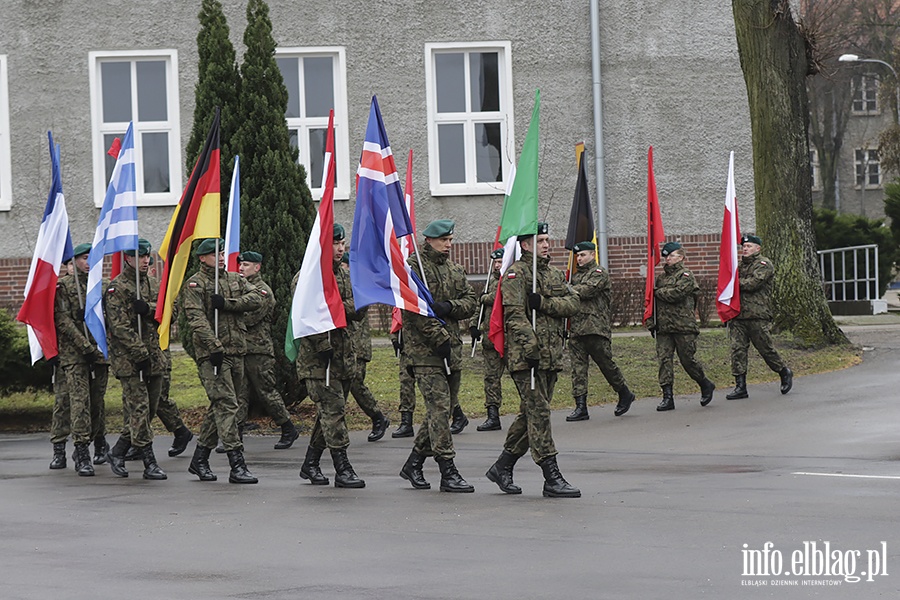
[733,0,847,346]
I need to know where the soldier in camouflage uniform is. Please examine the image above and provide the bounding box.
[237,251,300,449]
[471,248,506,431]
[182,238,264,484]
[53,243,108,476]
[398,219,477,493]
[389,328,417,438]
[648,242,715,411]
[485,223,582,498]
[103,239,167,480]
[49,260,74,470]
[295,223,366,488]
[342,253,391,442]
[725,234,793,399]
[566,241,635,421]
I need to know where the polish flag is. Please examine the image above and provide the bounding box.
[716,151,741,323]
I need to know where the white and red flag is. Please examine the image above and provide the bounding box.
[17,132,74,364]
[285,110,345,361]
[716,151,741,323]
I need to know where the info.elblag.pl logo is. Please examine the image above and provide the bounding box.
[741,541,888,586]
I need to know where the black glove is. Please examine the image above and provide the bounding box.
[469,326,482,341]
[133,298,150,316]
[563,329,569,340]
[391,339,403,353]
[209,351,224,368]
[406,365,416,378]
[435,340,451,359]
[135,357,151,378]
[525,355,540,370]
[84,349,98,364]
[431,301,453,318]
[318,348,335,363]
[210,294,226,310]
[526,292,543,312]
[47,356,60,368]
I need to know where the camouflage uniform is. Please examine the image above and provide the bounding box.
[501,251,580,463]
[104,263,165,449]
[348,306,382,419]
[238,272,292,427]
[50,378,70,444]
[155,349,187,432]
[568,258,628,396]
[731,253,786,375]
[653,261,707,386]
[478,271,505,409]
[180,263,264,452]
[402,243,477,459]
[54,269,108,446]
[391,329,417,412]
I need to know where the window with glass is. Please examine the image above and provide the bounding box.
[855,149,881,188]
[0,55,11,211]
[276,48,349,200]
[851,74,879,114]
[89,50,181,207]
[425,42,515,196]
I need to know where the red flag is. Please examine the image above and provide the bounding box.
[106,137,121,159]
[110,252,122,279]
[643,146,665,324]
[716,151,741,323]
[390,150,417,334]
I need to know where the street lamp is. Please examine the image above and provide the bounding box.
[839,53,900,124]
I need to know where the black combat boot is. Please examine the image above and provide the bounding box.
[566,394,589,421]
[779,367,793,395]
[168,425,193,457]
[93,436,109,465]
[49,442,67,470]
[73,443,94,477]
[614,386,636,417]
[140,445,167,480]
[106,436,130,478]
[435,457,474,493]
[299,446,329,485]
[726,375,748,400]
[367,412,390,442]
[539,455,581,498]
[274,420,300,450]
[450,405,469,434]
[476,405,502,431]
[699,378,716,407]
[226,449,258,484]
[188,445,217,481]
[399,450,431,489]
[330,448,365,488]
[486,450,523,494]
[391,411,414,438]
[656,385,675,412]
[124,445,141,461]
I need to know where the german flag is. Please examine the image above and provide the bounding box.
[155,109,221,349]
[564,144,598,263]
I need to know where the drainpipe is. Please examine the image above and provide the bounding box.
[590,0,609,268]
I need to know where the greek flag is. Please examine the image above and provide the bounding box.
[85,122,139,357]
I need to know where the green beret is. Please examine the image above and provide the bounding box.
[333,223,346,241]
[573,241,596,253]
[490,248,504,260]
[193,238,224,257]
[423,219,455,238]
[341,251,350,264]
[741,234,762,246]
[537,222,549,235]
[660,241,682,257]
[124,238,151,257]
[239,251,262,263]
[73,243,92,257]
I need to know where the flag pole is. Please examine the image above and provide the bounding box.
[470,252,494,358]
[214,238,220,376]
[531,238,537,390]
[134,241,144,382]
[326,330,331,386]
[409,236,451,375]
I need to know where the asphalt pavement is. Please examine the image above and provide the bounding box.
[1,324,899,599]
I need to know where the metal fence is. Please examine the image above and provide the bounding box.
[817,244,879,302]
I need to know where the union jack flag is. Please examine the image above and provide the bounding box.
[350,96,435,317]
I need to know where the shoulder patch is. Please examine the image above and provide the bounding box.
[506,272,517,279]
[188,282,198,288]
[260,289,268,296]
[682,272,691,277]
[107,287,115,294]
[760,261,767,265]
[595,268,603,273]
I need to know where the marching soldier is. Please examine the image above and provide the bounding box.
[237,251,300,449]
[390,329,417,438]
[649,242,715,411]
[49,259,74,470]
[104,238,167,480]
[726,234,793,399]
[182,238,264,484]
[485,223,582,498]
[566,241,635,421]
[53,243,108,476]
[295,224,366,488]
[472,247,506,431]
[398,219,477,493]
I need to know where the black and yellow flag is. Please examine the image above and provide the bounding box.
[564,145,597,256]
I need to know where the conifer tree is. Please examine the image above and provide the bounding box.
[233,0,315,402]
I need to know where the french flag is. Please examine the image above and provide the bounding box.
[16,132,74,364]
[225,155,240,272]
[716,151,741,323]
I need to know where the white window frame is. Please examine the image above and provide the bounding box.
[88,49,182,207]
[0,55,12,211]
[275,46,350,201]
[851,74,880,115]
[854,148,882,189]
[809,148,821,191]
[425,41,515,197]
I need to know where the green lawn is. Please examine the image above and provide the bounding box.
[0,328,860,435]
